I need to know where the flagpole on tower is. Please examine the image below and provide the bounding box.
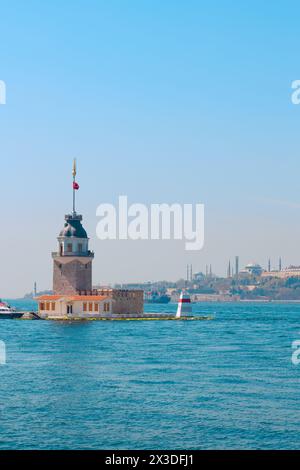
[72,158,76,215]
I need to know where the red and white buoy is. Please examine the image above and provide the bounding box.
[176,291,192,318]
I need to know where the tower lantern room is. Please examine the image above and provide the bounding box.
[58,213,89,256]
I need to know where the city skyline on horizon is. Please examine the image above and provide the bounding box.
[19,254,296,299]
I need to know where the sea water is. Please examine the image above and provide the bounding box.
[0,300,299,449]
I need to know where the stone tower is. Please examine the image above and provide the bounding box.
[52,160,94,295]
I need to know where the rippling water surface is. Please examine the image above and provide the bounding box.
[0,300,299,449]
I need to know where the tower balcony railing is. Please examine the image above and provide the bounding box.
[52,250,94,258]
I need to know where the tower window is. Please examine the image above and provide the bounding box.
[67,243,72,253]
[78,243,83,253]
[51,302,55,311]
[40,302,45,311]
[88,302,93,312]
[94,303,98,312]
[83,302,87,312]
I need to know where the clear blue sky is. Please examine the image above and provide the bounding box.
[1,1,300,296]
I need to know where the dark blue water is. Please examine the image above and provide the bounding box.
[0,300,299,449]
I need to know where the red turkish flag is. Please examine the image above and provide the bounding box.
[73,181,79,190]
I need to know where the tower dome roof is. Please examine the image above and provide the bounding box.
[59,214,88,239]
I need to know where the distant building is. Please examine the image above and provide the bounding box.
[242,263,263,276]
[191,293,240,302]
[261,266,300,279]
[194,272,205,281]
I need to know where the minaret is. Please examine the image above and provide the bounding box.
[235,256,239,280]
[279,257,282,271]
[227,260,231,278]
[268,258,271,272]
[52,160,94,295]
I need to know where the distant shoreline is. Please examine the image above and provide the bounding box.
[7,297,300,305]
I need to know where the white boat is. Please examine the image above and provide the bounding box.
[0,300,23,319]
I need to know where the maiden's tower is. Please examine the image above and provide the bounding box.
[52,170,94,296]
[36,160,143,319]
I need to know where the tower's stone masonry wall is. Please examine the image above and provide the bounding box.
[53,259,92,295]
[96,289,144,314]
